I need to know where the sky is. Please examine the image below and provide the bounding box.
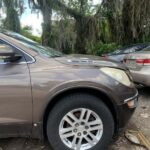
[1,0,101,36]
[20,0,43,36]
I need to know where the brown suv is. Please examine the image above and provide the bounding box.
[0,30,138,150]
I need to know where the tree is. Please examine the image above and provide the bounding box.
[0,0,24,33]
[29,0,55,46]
[102,0,123,44]
[29,0,101,53]
[21,25,41,43]
[56,0,101,54]
[46,18,76,53]
[122,0,135,44]
[122,0,150,44]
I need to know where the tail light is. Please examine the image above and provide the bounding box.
[136,59,150,65]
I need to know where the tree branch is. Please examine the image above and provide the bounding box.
[56,0,83,19]
[28,0,41,9]
[94,5,101,17]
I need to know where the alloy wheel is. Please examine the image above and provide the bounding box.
[59,108,103,150]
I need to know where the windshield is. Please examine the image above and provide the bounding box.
[2,30,63,58]
[110,49,122,55]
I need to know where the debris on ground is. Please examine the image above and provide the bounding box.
[125,130,150,150]
[140,113,149,119]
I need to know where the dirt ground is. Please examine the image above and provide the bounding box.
[0,87,149,150]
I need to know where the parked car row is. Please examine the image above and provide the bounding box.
[102,44,150,87]
[0,29,138,150]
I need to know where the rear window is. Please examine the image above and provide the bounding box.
[142,46,150,52]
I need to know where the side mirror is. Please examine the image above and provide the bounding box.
[0,50,22,63]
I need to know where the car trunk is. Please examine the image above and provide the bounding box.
[124,52,150,70]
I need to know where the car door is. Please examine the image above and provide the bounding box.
[0,39,32,137]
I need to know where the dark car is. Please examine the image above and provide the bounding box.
[102,43,150,62]
[0,30,138,150]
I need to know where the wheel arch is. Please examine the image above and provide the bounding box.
[42,87,119,138]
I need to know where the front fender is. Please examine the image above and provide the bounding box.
[45,80,120,107]
[32,80,123,139]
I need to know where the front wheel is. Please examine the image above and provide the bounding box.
[47,93,114,150]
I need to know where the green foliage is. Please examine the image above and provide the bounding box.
[50,19,76,54]
[0,0,24,33]
[99,19,111,43]
[21,26,41,43]
[66,0,95,16]
[2,0,150,55]
[4,7,20,32]
[89,42,121,56]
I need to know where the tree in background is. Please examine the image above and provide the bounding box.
[1,0,150,55]
[0,0,24,33]
[56,0,101,54]
[29,0,101,54]
[122,0,150,44]
[29,0,55,46]
[102,0,123,44]
[49,18,77,54]
[21,25,41,43]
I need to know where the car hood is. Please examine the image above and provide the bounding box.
[55,54,127,70]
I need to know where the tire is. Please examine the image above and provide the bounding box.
[46,93,114,150]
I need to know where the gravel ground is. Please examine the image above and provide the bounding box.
[0,87,149,150]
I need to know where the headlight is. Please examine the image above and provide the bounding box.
[100,67,131,87]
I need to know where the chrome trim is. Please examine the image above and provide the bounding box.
[0,38,36,64]
[124,91,139,103]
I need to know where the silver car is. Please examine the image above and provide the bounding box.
[124,46,150,86]
[102,43,150,62]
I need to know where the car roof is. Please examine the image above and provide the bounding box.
[120,43,150,50]
[107,43,150,56]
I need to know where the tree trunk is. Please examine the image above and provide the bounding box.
[102,0,123,44]
[3,0,20,33]
[122,0,136,44]
[75,17,87,54]
[41,6,52,46]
